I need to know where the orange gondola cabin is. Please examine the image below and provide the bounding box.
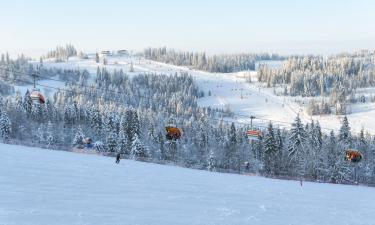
[345,149,363,163]
[246,129,262,141]
[165,125,182,141]
[30,89,45,104]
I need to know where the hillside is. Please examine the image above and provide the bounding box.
[33,54,375,134]
[1,143,375,225]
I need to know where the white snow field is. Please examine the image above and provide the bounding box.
[1,143,375,225]
[31,55,375,135]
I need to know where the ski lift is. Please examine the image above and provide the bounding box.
[246,116,262,141]
[246,129,262,141]
[30,73,45,104]
[165,118,182,141]
[30,89,45,104]
[345,149,363,163]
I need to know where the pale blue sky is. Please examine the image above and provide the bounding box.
[0,0,374,56]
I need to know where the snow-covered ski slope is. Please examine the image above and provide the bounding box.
[37,55,375,134]
[1,143,375,225]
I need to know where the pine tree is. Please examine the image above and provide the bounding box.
[0,111,11,141]
[326,131,337,182]
[274,128,284,174]
[45,121,54,148]
[116,128,128,154]
[224,122,238,170]
[36,124,45,144]
[288,115,307,177]
[72,126,85,147]
[90,107,102,136]
[157,131,165,160]
[131,133,147,159]
[207,149,215,171]
[95,53,100,63]
[23,90,32,116]
[263,122,277,175]
[339,116,351,144]
[130,62,134,72]
[106,132,117,152]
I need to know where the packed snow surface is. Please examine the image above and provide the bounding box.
[1,143,375,225]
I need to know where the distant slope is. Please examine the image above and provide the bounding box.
[1,143,375,225]
[36,55,375,134]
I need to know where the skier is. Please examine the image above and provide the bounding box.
[116,153,121,164]
[244,161,250,171]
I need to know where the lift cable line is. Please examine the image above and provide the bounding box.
[0,66,150,100]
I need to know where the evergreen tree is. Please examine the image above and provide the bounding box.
[274,128,284,174]
[0,111,11,141]
[131,133,147,159]
[106,131,117,152]
[23,90,32,116]
[224,122,238,170]
[72,126,85,147]
[288,115,307,177]
[116,128,128,154]
[263,122,277,175]
[45,121,55,148]
[157,131,165,160]
[339,116,351,144]
[95,53,100,63]
[207,149,215,171]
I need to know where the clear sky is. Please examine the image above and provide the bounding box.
[0,0,374,57]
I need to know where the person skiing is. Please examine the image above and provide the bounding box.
[116,153,121,164]
[244,161,250,171]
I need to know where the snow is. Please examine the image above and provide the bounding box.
[33,55,375,134]
[1,143,375,225]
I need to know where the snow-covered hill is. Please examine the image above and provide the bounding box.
[34,55,375,134]
[1,143,375,225]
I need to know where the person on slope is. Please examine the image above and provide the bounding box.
[116,153,121,164]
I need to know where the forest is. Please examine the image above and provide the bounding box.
[257,50,375,115]
[0,54,374,186]
[143,47,284,73]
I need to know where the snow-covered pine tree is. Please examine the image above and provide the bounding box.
[23,90,32,116]
[36,124,45,144]
[288,115,307,177]
[339,116,351,144]
[131,133,147,159]
[207,148,215,171]
[106,132,117,152]
[157,131,165,160]
[274,128,284,174]
[15,91,23,111]
[116,128,128,154]
[0,111,11,141]
[72,126,85,147]
[90,106,102,137]
[263,122,277,175]
[45,121,54,148]
[224,122,238,170]
[95,53,100,63]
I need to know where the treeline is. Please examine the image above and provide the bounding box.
[0,54,90,90]
[0,66,374,185]
[257,50,375,115]
[143,47,284,73]
[44,44,77,61]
